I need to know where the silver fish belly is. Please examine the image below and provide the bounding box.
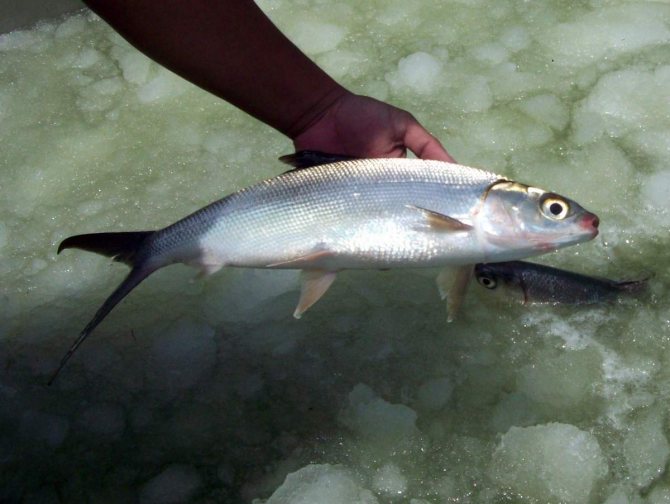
[50,156,599,383]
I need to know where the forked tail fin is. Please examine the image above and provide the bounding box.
[49,231,156,385]
[615,278,649,297]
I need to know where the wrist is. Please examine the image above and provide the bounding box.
[284,84,350,140]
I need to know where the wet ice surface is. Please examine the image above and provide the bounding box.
[1,1,670,502]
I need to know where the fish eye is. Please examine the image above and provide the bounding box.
[477,275,497,289]
[541,196,569,220]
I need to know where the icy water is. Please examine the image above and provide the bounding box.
[1,1,670,502]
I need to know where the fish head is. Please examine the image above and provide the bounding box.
[474,261,527,303]
[476,181,599,260]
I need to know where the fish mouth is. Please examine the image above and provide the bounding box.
[530,213,600,252]
[581,213,600,238]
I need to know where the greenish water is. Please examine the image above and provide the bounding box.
[1,1,669,502]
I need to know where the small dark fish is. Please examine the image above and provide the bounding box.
[474,261,648,305]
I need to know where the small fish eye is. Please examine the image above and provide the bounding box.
[541,197,569,220]
[477,275,497,289]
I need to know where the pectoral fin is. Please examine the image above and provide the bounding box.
[293,270,337,319]
[436,265,473,322]
[406,205,473,232]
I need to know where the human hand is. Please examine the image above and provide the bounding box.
[292,92,456,162]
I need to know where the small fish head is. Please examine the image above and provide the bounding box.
[476,181,599,260]
[474,262,527,303]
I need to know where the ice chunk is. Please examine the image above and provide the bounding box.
[318,50,368,80]
[489,423,608,502]
[516,348,602,412]
[265,464,378,504]
[376,2,421,27]
[372,463,407,497]
[339,384,421,448]
[416,376,453,411]
[602,488,640,504]
[539,4,670,68]
[519,139,634,217]
[137,68,190,103]
[72,48,101,69]
[460,111,553,154]
[116,51,153,85]
[647,485,670,503]
[139,464,203,504]
[77,77,124,113]
[472,43,509,65]
[55,15,87,39]
[456,76,493,113]
[500,26,530,52]
[623,410,670,488]
[288,20,346,55]
[641,169,670,213]
[0,30,45,51]
[145,318,217,391]
[573,65,670,144]
[386,52,443,95]
[627,130,670,165]
[517,94,569,131]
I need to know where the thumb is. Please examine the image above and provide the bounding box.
[403,122,456,163]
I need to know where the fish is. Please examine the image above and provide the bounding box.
[49,151,599,383]
[474,260,647,305]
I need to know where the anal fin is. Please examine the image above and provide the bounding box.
[436,265,473,322]
[293,270,337,319]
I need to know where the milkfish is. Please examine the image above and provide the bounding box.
[474,260,647,304]
[50,152,599,383]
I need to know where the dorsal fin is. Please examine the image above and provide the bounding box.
[278,150,356,170]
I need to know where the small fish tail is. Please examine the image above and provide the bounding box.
[615,278,649,296]
[58,231,153,266]
[48,265,154,385]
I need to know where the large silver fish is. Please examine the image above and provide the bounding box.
[50,153,599,383]
[474,261,647,304]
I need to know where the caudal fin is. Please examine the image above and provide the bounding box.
[614,278,649,297]
[49,231,156,385]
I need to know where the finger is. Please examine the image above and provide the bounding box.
[404,122,456,163]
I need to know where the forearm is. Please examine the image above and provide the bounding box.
[83,0,347,138]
